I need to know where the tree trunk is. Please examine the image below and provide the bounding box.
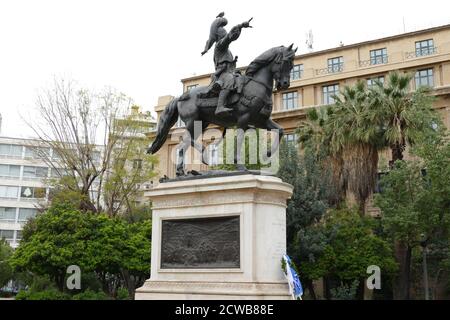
[323,277,332,300]
[422,246,429,300]
[393,241,412,299]
[390,143,404,167]
[121,269,135,299]
[55,273,65,292]
[356,279,365,300]
[305,279,316,300]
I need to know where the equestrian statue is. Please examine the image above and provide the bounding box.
[147,13,297,176]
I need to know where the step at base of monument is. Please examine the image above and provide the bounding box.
[135,280,291,300]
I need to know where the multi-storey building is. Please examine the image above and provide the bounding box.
[150,24,450,180]
[0,137,59,248]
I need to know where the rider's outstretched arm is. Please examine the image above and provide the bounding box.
[217,19,252,50]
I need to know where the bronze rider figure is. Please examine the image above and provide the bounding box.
[201,13,253,117]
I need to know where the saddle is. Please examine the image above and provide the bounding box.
[195,73,249,108]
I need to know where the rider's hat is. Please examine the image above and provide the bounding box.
[201,14,228,55]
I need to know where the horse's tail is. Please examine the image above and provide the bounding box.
[147,97,179,154]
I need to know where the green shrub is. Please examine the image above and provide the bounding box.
[116,287,130,300]
[14,290,29,300]
[71,289,109,300]
[15,288,70,300]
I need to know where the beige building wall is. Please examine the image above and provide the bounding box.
[149,24,450,181]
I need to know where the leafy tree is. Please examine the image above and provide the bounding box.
[26,78,157,215]
[375,133,450,299]
[0,239,14,289]
[103,114,158,217]
[277,141,334,298]
[299,208,397,299]
[10,202,151,298]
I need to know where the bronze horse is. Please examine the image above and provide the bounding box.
[147,44,297,175]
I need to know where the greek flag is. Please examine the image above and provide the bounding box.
[283,254,303,300]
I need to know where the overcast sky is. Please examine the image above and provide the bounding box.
[0,0,449,138]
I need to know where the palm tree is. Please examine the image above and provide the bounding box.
[369,71,437,166]
[329,81,384,215]
[299,81,384,215]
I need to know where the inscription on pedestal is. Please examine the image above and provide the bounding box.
[161,216,240,269]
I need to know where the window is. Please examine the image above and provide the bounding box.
[133,159,143,169]
[20,186,46,199]
[24,146,50,159]
[18,208,37,221]
[0,207,16,221]
[51,168,68,178]
[0,144,22,158]
[0,186,19,199]
[328,57,344,73]
[0,164,20,178]
[282,92,298,110]
[415,39,435,57]
[186,84,198,92]
[16,230,22,240]
[284,134,297,148]
[367,76,385,88]
[290,64,304,80]
[23,166,48,180]
[370,48,388,65]
[415,69,434,88]
[322,84,340,105]
[91,151,101,162]
[0,230,14,240]
[52,150,62,161]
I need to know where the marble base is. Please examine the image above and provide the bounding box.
[135,174,293,300]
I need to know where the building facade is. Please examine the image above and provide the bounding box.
[149,24,450,181]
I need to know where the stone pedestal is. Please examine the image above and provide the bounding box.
[135,173,293,300]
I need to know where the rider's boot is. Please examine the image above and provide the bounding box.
[215,89,233,116]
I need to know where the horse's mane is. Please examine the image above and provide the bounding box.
[245,46,285,77]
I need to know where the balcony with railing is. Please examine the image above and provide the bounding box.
[359,55,389,67]
[405,47,438,59]
[316,63,344,75]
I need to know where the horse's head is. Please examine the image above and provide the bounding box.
[272,44,297,90]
